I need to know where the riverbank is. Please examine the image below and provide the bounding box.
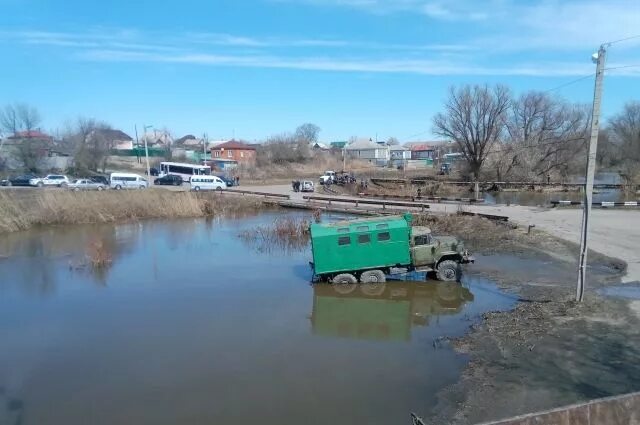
[0,189,265,233]
[422,214,640,424]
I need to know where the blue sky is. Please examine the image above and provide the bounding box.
[1,0,639,142]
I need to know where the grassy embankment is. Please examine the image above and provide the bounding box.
[0,190,264,234]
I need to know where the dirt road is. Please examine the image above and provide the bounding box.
[240,184,640,283]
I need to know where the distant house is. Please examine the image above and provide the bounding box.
[346,138,389,165]
[175,134,197,145]
[330,141,348,150]
[389,145,411,167]
[207,158,238,171]
[8,130,54,141]
[210,140,256,164]
[90,129,134,150]
[311,142,329,150]
[408,143,435,160]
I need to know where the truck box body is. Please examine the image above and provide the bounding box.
[310,215,412,276]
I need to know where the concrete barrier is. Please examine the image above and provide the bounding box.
[480,390,640,425]
[551,200,639,207]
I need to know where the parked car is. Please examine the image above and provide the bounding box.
[319,170,336,185]
[30,174,70,187]
[216,175,235,187]
[190,175,227,191]
[68,179,106,191]
[110,172,148,190]
[300,180,315,192]
[0,178,8,186]
[89,175,110,185]
[4,174,38,186]
[154,174,183,186]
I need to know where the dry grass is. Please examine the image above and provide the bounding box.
[238,216,311,253]
[86,239,113,269]
[412,213,518,251]
[0,190,265,234]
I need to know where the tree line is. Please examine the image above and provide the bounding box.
[432,84,639,184]
[0,103,124,174]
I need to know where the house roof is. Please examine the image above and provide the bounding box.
[406,143,435,151]
[175,134,197,144]
[9,130,52,139]
[312,142,329,149]
[346,138,383,150]
[389,145,409,151]
[212,140,256,150]
[93,129,133,141]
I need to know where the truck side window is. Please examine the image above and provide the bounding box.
[414,235,431,246]
[338,236,351,246]
[378,232,390,241]
[356,225,368,231]
[376,224,388,230]
[358,234,371,244]
[337,228,349,233]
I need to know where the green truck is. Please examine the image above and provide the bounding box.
[309,213,473,284]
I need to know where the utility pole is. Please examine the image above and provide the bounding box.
[342,144,346,172]
[134,124,140,164]
[203,132,208,164]
[143,124,152,180]
[576,45,607,302]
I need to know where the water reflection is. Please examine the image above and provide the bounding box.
[311,281,474,342]
[0,223,143,295]
[0,387,24,425]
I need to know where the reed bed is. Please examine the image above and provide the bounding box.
[238,216,311,253]
[0,189,265,234]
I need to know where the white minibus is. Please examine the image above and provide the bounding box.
[190,175,227,191]
[110,173,148,190]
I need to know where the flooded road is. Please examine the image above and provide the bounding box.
[0,213,513,425]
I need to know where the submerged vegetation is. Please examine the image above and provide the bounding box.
[238,216,311,253]
[0,190,265,234]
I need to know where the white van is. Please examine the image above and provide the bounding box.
[190,175,227,191]
[110,173,148,190]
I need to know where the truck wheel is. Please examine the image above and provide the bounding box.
[436,260,460,282]
[360,270,385,284]
[115,184,122,190]
[332,273,357,294]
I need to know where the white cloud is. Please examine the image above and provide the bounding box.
[4,27,640,77]
[77,48,640,77]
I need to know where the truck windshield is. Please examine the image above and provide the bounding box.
[414,235,431,246]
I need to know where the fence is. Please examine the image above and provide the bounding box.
[302,195,430,211]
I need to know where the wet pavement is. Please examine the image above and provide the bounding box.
[0,213,516,424]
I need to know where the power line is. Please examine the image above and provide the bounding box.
[543,74,594,93]
[605,64,640,72]
[605,34,640,46]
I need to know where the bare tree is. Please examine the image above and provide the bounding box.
[67,118,114,172]
[432,84,511,181]
[387,137,400,145]
[15,139,47,173]
[504,92,590,180]
[16,104,41,134]
[608,101,640,184]
[0,104,19,136]
[294,123,321,144]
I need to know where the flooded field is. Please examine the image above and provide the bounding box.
[0,212,514,425]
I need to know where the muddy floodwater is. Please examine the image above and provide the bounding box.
[0,213,513,425]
